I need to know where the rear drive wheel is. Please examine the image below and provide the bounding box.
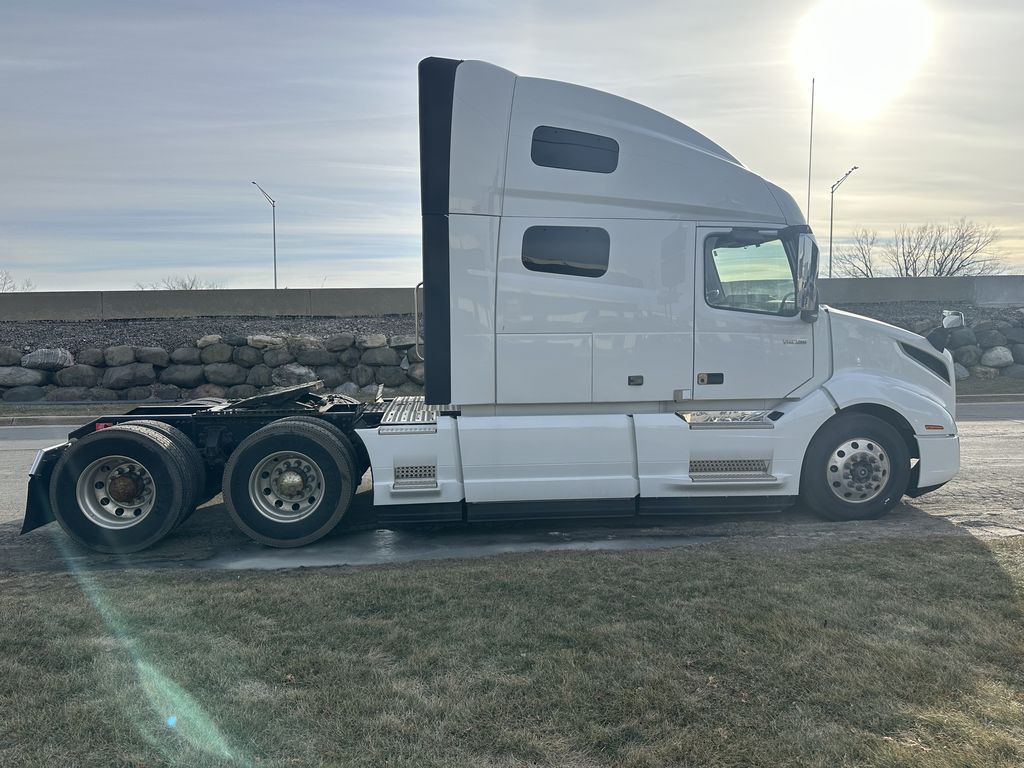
[801,412,910,521]
[125,420,208,525]
[49,425,193,552]
[222,420,356,547]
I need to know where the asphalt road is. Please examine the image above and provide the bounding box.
[2,403,1022,572]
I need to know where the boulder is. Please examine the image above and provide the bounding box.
[351,364,375,387]
[360,347,400,367]
[338,347,362,367]
[203,363,247,386]
[969,365,999,380]
[191,383,228,399]
[196,334,222,348]
[86,387,119,401]
[389,335,421,350]
[21,348,74,371]
[952,345,982,367]
[200,343,234,364]
[3,385,45,402]
[383,382,424,398]
[45,387,91,402]
[227,384,258,399]
[358,384,380,398]
[101,363,156,390]
[104,345,136,366]
[287,336,323,353]
[335,381,360,397]
[171,346,203,365]
[1004,327,1024,345]
[325,333,355,352]
[222,335,248,347]
[0,367,47,387]
[946,328,977,349]
[980,346,1013,368]
[246,364,273,387]
[407,345,425,364]
[247,334,285,349]
[151,384,184,401]
[375,366,407,387]
[272,363,318,387]
[121,386,154,401]
[356,333,387,350]
[953,362,970,381]
[76,348,105,366]
[975,329,1007,349]
[55,364,102,388]
[315,365,347,388]
[296,349,337,367]
[0,347,22,366]
[135,346,170,367]
[1002,364,1024,380]
[971,320,997,332]
[1013,344,1024,364]
[159,365,206,388]
[232,345,262,367]
[263,347,295,367]
[407,362,425,385]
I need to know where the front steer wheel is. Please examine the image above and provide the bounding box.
[49,424,195,553]
[222,419,357,547]
[800,412,911,521]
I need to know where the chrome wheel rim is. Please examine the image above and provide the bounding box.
[75,455,156,529]
[248,450,325,523]
[826,437,890,503]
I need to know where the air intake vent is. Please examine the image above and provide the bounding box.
[689,459,769,474]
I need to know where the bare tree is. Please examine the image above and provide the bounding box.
[135,274,223,290]
[832,229,878,278]
[831,219,1003,277]
[0,270,37,292]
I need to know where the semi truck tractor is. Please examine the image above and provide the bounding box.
[22,57,960,553]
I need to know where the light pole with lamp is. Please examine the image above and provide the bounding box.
[252,181,277,289]
[828,166,859,278]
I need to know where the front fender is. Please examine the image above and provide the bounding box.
[823,371,956,435]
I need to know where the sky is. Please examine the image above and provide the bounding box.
[1,0,1021,291]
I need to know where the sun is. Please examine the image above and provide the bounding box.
[794,0,933,120]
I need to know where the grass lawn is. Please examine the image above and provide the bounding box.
[2,536,1024,767]
[957,376,1024,396]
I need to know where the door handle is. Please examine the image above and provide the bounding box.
[697,373,724,385]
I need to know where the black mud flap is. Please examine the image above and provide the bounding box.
[904,461,948,498]
[21,443,68,535]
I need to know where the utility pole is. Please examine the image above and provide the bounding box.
[252,181,277,289]
[828,166,860,278]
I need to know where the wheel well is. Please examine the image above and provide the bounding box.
[838,403,920,459]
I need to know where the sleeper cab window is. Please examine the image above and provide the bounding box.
[704,232,799,316]
[522,226,610,279]
[531,126,619,173]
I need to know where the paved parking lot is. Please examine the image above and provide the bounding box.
[1,405,1021,572]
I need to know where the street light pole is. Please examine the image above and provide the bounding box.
[828,166,859,278]
[252,181,277,289]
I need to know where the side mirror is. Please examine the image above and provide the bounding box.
[941,310,965,329]
[796,233,819,322]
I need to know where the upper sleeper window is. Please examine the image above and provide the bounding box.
[531,126,619,173]
[522,226,609,279]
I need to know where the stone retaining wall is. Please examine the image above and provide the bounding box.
[0,333,424,403]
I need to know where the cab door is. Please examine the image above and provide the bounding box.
[692,226,814,400]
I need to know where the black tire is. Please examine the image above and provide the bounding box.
[800,412,911,521]
[222,419,357,547]
[275,416,366,479]
[49,425,192,553]
[125,420,208,525]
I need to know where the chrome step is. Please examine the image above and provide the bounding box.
[688,472,779,485]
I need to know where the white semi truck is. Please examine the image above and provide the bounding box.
[23,58,960,553]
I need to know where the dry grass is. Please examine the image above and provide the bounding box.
[2,536,1024,767]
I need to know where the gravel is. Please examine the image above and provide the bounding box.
[0,314,416,353]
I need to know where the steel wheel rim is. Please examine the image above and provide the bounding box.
[248,450,325,523]
[826,437,890,503]
[75,455,157,529]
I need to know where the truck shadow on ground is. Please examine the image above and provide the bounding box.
[1,481,1009,573]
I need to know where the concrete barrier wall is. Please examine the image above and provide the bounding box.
[0,278,1019,322]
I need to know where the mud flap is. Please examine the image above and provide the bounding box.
[21,443,68,535]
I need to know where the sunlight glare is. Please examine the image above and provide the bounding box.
[794,0,933,120]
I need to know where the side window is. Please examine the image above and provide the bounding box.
[704,233,798,316]
[522,226,609,278]
[531,126,619,173]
